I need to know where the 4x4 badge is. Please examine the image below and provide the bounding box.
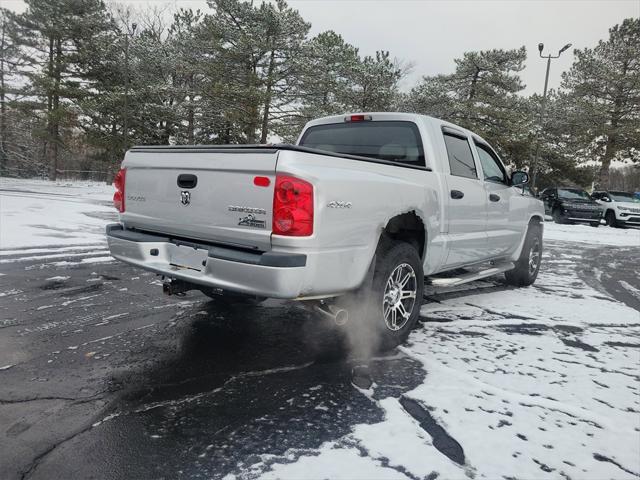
[180,191,191,206]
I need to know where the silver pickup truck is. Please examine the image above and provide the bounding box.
[107,112,544,348]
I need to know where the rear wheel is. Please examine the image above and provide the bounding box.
[346,240,424,352]
[605,210,618,228]
[505,224,542,287]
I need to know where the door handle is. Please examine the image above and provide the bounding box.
[489,193,500,202]
[450,190,464,200]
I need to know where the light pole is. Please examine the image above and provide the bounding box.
[530,42,572,191]
[123,22,137,155]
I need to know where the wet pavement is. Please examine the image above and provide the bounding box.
[0,240,638,479]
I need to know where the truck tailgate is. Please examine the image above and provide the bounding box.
[120,148,277,251]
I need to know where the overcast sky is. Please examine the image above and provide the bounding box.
[5,0,639,95]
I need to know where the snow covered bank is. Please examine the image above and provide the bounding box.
[544,221,640,247]
[0,177,116,249]
[0,177,114,202]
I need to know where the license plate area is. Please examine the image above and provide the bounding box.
[169,244,208,272]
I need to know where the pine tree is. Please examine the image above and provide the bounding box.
[0,8,27,174]
[203,0,310,144]
[347,50,404,112]
[167,9,205,145]
[75,17,126,172]
[274,30,359,141]
[12,0,114,179]
[561,18,640,188]
[404,47,528,162]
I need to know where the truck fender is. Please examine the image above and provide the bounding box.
[511,215,544,261]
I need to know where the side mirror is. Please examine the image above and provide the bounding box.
[603,197,612,202]
[511,171,529,187]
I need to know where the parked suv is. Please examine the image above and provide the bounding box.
[592,190,640,228]
[540,187,602,227]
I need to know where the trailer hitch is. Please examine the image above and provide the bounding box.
[162,278,195,296]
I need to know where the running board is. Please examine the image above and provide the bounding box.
[428,262,515,288]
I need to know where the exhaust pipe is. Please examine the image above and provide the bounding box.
[314,304,349,326]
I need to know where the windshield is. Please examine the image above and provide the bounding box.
[299,121,425,167]
[558,188,591,200]
[609,192,640,203]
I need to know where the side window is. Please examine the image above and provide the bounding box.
[443,133,477,179]
[475,142,507,184]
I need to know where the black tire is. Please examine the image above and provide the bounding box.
[504,223,542,287]
[552,208,565,224]
[590,221,600,228]
[345,240,424,352]
[201,288,265,306]
[605,210,618,228]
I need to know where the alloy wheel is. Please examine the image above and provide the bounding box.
[528,238,541,276]
[382,263,418,331]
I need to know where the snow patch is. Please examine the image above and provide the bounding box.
[544,222,640,247]
[0,178,115,249]
[259,444,410,480]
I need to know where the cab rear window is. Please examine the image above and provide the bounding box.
[299,121,425,167]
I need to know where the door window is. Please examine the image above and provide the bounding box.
[443,133,477,179]
[475,142,507,184]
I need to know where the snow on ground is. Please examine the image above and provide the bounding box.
[545,221,640,247]
[252,247,640,480]
[0,177,115,249]
[1,178,639,479]
[0,177,113,202]
[251,241,639,478]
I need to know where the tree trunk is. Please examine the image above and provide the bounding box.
[468,66,480,101]
[0,17,7,174]
[44,36,54,177]
[50,37,62,181]
[243,60,259,144]
[598,132,617,189]
[260,49,276,144]
[187,106,194,144]
[163,97,174,144]
[109,122,118,180]
[598,87,624,189]
[466,66,481,122]
[360,84,368,111]
[187,74,195,144]
[224,122,231,144]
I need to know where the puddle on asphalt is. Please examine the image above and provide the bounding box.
[400,396,466,465]
[77,299,429,479]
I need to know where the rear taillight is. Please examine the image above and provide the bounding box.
[113,168,126,213]
[272,175,313,236]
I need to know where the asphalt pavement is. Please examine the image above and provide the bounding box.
[1,235,638,479]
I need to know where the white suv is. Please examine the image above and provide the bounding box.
[592,191,640,228]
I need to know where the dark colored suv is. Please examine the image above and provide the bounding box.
[540,187,603,227]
